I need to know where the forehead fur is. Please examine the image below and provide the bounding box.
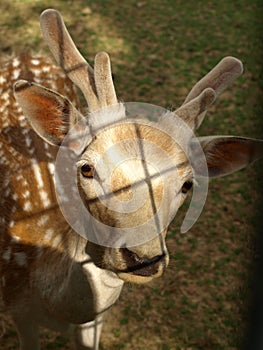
[87,104,193,151]
[80,104,194,188]
[88,103,193,160]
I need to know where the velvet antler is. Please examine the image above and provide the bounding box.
[40,9,118,113]
[175,57,243,130]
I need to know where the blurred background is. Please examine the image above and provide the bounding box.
[0,0,262,349]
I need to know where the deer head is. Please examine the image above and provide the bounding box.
[13,9,263,284]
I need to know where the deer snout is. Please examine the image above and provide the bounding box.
[102,235,169,283]
[121,248,165,275]
[114,247,169,284]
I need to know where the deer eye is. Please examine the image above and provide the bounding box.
[81,164,95,178]
[181,180,193,194]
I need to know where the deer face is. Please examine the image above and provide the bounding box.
[12,80,192,284]
[75,118,193,283]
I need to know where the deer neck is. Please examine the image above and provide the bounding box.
[30,233,124,324]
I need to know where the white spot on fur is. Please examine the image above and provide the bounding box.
[31,163,42,186]
[12,68,21,80]
[12,57,20,68]
[32,162,51,207]
[25,135,33,148]
[48,162,55,175]
[11,235,20,243]
[18,115,26,122]
[31,59,40,65]
[23,201,32,211]
[44,228,54,242]
[12,193,18,201]
[0,75,6,85]
[22,179,28,187]
[37,215,49,227]
[23,190,30,199]
[1,91,9,102]
[42,65,51,73]
[52,235,62,248]
[40,189,51,207]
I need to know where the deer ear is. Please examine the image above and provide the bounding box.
[14,80,83,147]
[192,136,263,177]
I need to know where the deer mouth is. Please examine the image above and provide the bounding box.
[121,251,166,277]
[113,249,168,283]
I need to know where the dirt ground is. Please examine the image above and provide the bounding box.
[0,1,262,349]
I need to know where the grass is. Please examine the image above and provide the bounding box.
[0,0,262,349]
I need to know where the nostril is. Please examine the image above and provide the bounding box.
[121,248,165,271]
[121,248,145,265]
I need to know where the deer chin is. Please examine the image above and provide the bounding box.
[117,272,155,284]
[116,262,167,284]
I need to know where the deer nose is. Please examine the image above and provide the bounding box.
[121,248,166,276]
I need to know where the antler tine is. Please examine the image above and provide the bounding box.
[175,87,216,130]
[183,56,243,104]
[40,9,98,111]
[94,52,118,108]
[40,9,117,112]
[174,57,243,130]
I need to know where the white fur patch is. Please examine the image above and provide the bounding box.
[37,215,50,227]
[12,68,21,80]
[31,59,40,65]
[12,57,20,68]
[32,162,51,208]
[12,235,20,243]
[88,103,126,133]
[0,75,7,85]
[9,220,15,228]
[44,228,54,242]
[52,235,62,248]
[23,201,32,212]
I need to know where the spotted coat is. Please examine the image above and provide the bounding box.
[0,54,79,307]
